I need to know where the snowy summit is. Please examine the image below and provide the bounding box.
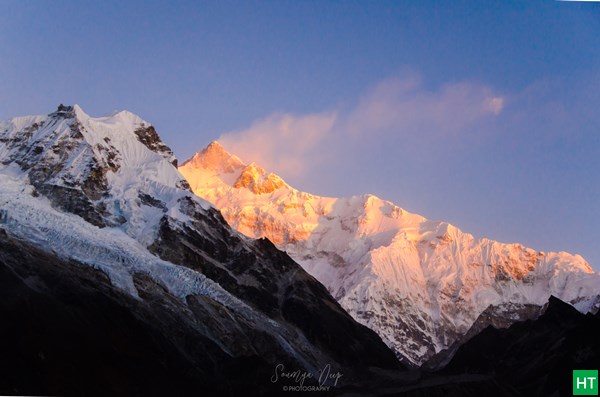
[180,141,600,366]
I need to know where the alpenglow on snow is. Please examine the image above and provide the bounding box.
[179,141,600,366]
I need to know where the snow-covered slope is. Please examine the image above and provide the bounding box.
[0,105,262,319]
[180,141,600,366]
[0,104,192,238]
[0,106,400,392]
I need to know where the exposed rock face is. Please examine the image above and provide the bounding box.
[179,141,600,366]
[0,106,401,396]
[133,124,178,167]
[1,113,115,227]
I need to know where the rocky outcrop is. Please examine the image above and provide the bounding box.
[133,124,178,167]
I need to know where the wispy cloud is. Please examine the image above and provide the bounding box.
[218,111,338,178]
[218,73,504,180]
[344,75,504,138]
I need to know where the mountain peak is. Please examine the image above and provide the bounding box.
[233,163,286,194]
[179,140,600,366]
[47,104,91,121]
[183,141,244,173]
[49,104,76,119]
[0,105,188,229]
[545,295,582,318]
[205,140,226,153]
[180,143,288,195]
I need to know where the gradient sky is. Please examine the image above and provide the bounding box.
[1,1,599,269]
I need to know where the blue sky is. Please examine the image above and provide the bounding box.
[1,1,599,269]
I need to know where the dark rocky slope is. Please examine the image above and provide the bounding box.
[0,227,400,396]
[441,296,600,396]
[326,295,599,396]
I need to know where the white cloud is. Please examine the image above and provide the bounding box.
[218,111,337,178]
[486,96,505,115]
[218,73,504,180]
[345,76,504,137]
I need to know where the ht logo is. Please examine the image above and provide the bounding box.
[573,370,598,395]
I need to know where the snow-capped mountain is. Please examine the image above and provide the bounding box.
[0,106,400,395]
[180,141,600,366]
